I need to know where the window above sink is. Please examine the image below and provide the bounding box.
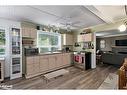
[37,31,62,53]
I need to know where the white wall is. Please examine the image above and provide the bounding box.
[0,19,21,78]
[91,32,96,68]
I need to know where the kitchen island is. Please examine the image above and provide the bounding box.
[24,52,72,79]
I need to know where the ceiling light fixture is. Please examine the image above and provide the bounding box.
[118,5,127,32]
[118,24,126,32]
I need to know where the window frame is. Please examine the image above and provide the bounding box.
[37,31,61,53]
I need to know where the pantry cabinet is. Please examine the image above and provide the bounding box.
[25,53,72,79]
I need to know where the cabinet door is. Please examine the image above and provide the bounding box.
[77,35,82,42]
[84,33,92,42]
[22,27,26,37]
[56,54,63,68]
[63,34,73,45]
[26,57,34,75]
[30,28,37,39]
[62,53,71,65]
[33,56,40,74]
[22,27,30,37]
[39,56,49,72]
[26,64,34,75]
[48,55,56,70]
[67,34,73,45]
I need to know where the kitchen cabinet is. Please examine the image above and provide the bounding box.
[62,53,71,65]
[22,27,30,37]
[62,34,73,45]
[39,56,49,73]
[22,27,37,39]
[26,56,40,75]
[25,53,72,79]
[26,57,34,76]
[48,55,56,70]
[56,54,63,68]
[77,33,92,42]
[30,28,37,39]
[33,56,40,74]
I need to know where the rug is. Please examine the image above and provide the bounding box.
[98,73,118,89]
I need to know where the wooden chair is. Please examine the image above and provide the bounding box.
[118,65,127,89]
[118,58,127,89]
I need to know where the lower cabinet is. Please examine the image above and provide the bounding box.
[56,54,63,68]
[48,55,56,70]
[26,64,33,76]
[25,53,71,78]
[63,53,71,66]
[33,56,40,74]
[26,57,34,76]
[39,56,49,72]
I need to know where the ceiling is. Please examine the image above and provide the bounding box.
[0,5,126,30]
[96,29,127,38]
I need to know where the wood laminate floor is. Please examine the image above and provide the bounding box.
[0,64,118,89]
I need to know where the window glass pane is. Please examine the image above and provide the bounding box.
[38,34,50,46]
[37,31,61,53]
[0,29,5,45]
[0,29,5,56]
[39,48,49,53]
[51,47,58,51]
[0,48,5,55]
[50,35,58,45]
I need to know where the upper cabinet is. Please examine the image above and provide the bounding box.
[77,33,93,42]
[22,27,37,39]
[62,34,73,45]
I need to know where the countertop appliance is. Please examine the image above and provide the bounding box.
[24,48,39,56]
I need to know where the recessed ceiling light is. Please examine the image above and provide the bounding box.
[118,24,126,32]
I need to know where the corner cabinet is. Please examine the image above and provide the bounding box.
[25,53,72,79]
[10,28,22,80]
